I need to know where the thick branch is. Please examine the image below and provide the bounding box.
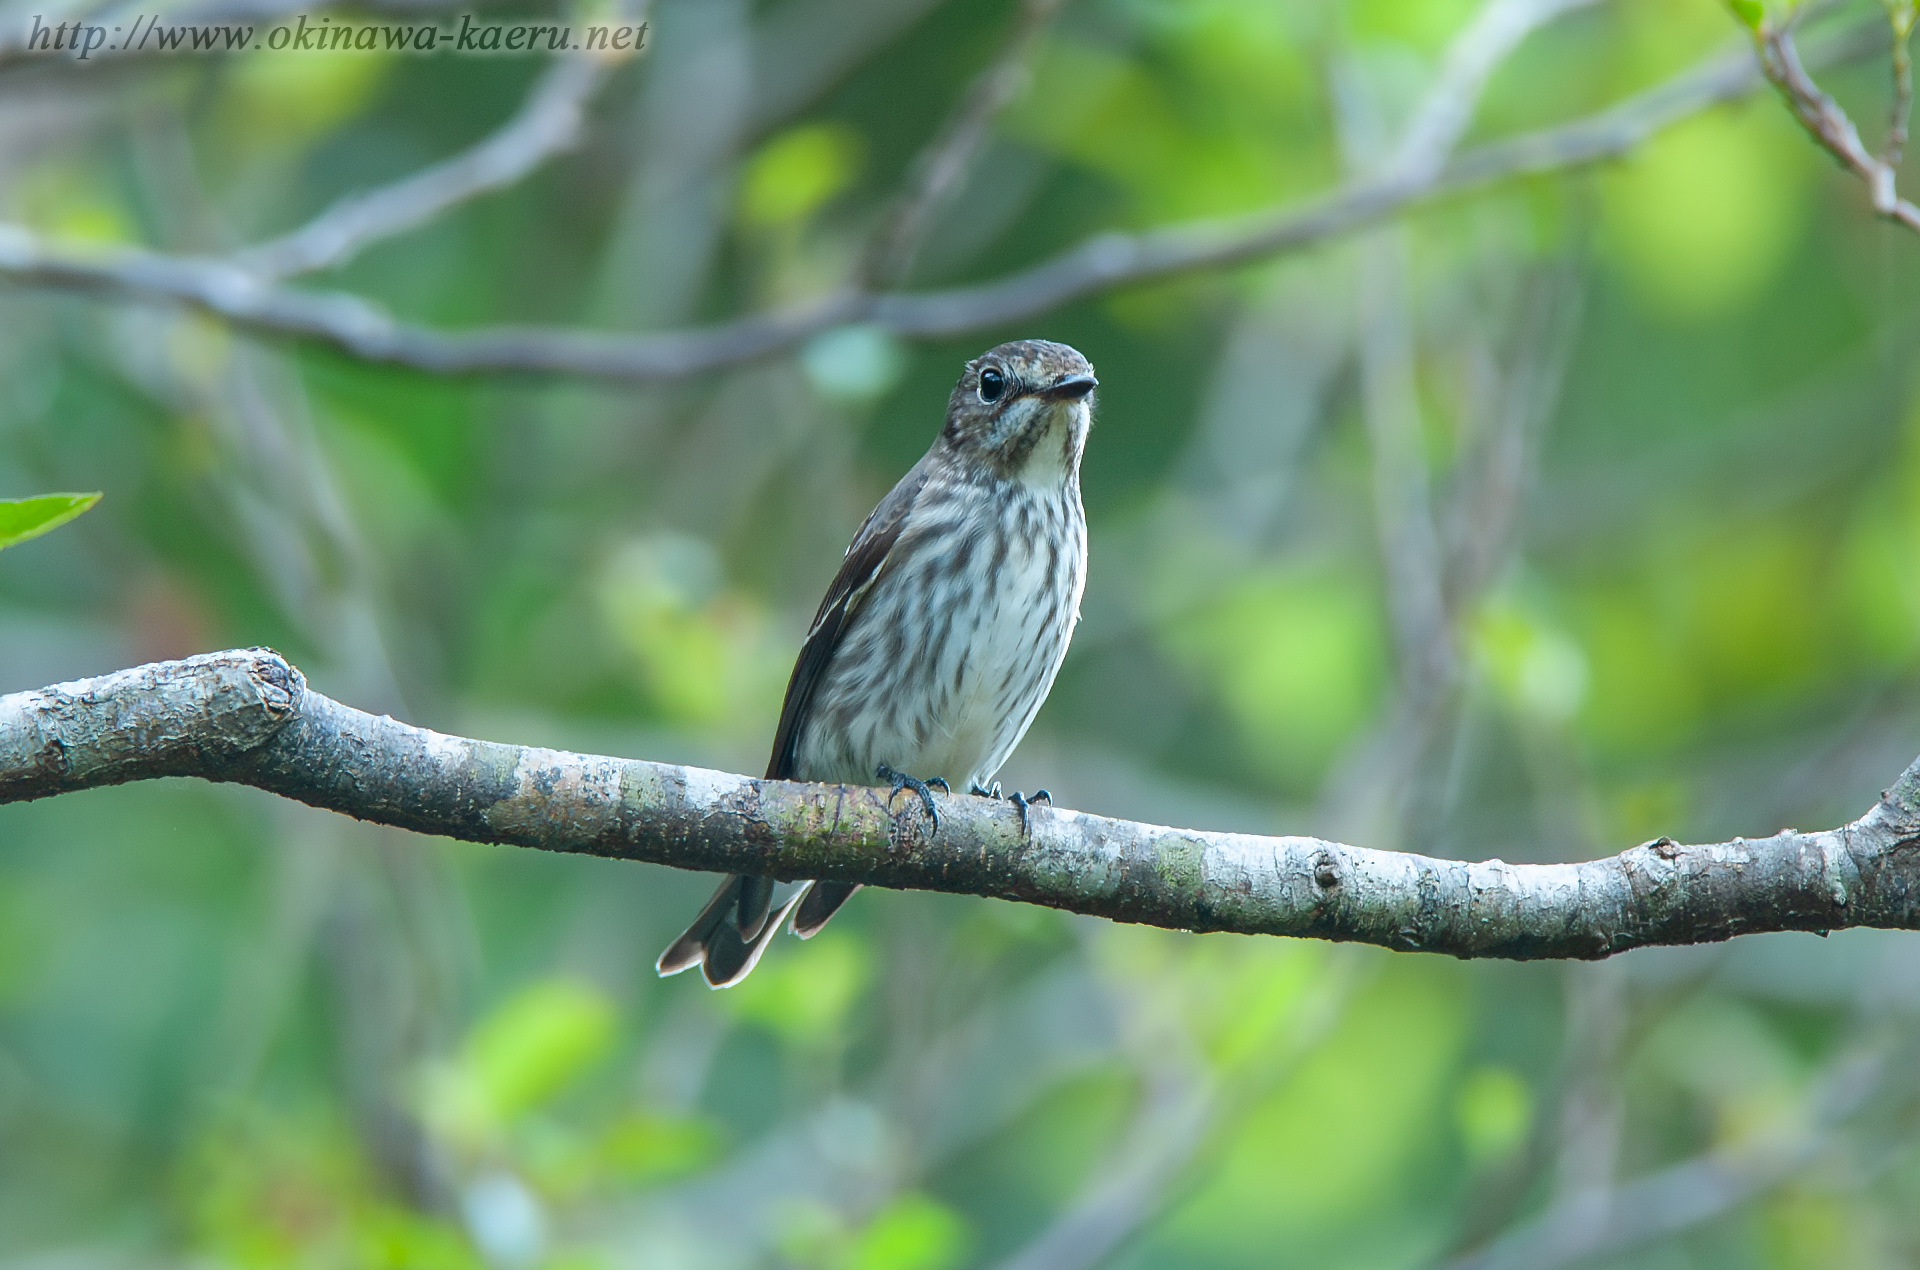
[4,649,1919,958]
[0,23,1883,382]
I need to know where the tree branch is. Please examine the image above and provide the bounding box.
[0,22,1884,382]
[1434,1043,1888,1270]
[6,648,1920,958]
[859,0,1069,289]
[233,36,636,281]
[1751,16,1920,232]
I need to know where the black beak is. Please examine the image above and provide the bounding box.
[1044,372,1098,400]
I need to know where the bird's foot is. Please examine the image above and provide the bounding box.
[970,782,1052,836]
[878,764,949,834]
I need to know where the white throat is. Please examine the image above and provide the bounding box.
[1014,400,1086,490]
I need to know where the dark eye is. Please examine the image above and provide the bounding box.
[978,367,1005,403]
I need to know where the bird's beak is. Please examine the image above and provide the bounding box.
[1044,373,1098,401]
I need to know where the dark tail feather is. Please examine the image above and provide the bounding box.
[656,874,743,977]
[735,874,776,940]
[656,873,802,988]
[792,881,861,939]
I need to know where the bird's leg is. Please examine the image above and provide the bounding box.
[969,782,1051,836]
[877,763,949,832]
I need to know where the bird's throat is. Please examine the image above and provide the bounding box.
[1012,402,1085,489]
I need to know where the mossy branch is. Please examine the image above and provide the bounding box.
[4,648,1917,959]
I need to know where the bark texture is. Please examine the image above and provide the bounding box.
[4,648,1918,959]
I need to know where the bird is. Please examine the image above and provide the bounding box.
[656,338,1096,988]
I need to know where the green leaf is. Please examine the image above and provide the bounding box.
[844,1195,970,1270]
[464,978,617,1123]
[421,978,618,1149]
[0,492,101,551]
[1455,1066,1533,1164]
[1728,0,1767,30]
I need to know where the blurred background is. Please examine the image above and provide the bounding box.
[4,0,1920,1266]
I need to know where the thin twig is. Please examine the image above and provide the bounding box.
[1751,17,1920,231]
[984,950,1366,1270]
[1319,0,1589,849]
[0,22,1886,380]
[1884,0,1917,167]
[861,0,1069,287]
[1391,0,1604,183]
[235,31,641,280]
[1434,1043,1889,1270]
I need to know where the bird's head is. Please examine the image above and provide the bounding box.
[940,339,1097,486]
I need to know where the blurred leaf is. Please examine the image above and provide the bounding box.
[773,1199,851,1270]
[844,1194,970,1270]
[12,162,135,242]
[1007,38,1289,220]
[1349,0,1483,50]
[1159,568,1386,789]
[1606,777,1693,845]
[1169,958,1467,1255]
[1762,1189,1876,1270]
[725,931,870,1048]
[1639,997,1801,1144]
[1471,598,1589,723]
[427,978,618,1146]
[1454,1066,1532,1164]
[1600,102,1807,320]
[599,532,784,727]
[356,1207,486,1270]
[595,1110,722,1185]
[220,43,391,142]
[738,123,864,228]
[0,492,99,551]
[467,979,616,1121]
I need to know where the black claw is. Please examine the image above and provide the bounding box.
[1010,791,1032,836]
[877,763,945,832]
[969,782,1052,836]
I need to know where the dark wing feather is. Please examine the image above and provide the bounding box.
[765,457,933,780]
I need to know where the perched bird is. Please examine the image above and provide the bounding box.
[656,339,1097,987]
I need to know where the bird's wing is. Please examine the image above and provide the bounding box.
[764,458,933,781]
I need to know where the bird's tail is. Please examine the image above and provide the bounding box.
[791,880,860,939]
[656,875,863,986]
[655,873,801,988]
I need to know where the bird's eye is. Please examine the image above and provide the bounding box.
[978,367,1006,403]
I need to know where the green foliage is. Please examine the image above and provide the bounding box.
[723,931,872,1049]
[1159,567,1386,790]
[0,492,99,551]
[425,978,617,1147]
[845,1194,971,1270]
[770,1192,969,1270]
[1600,102,1809,320]
[1454,1065,1533,1164]
[738,124,866,229]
